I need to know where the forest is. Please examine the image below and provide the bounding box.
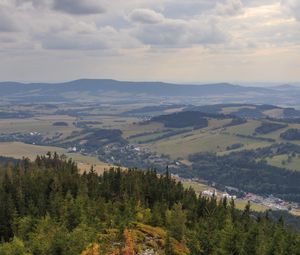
[0,154,300,254]
[280,129,300,140]
[254,122,287,135]
[186,149,300,203]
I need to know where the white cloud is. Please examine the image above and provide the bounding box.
[282,0,300,21]
[0,0,299,82]
[215,0,244,16]
[129,8,164,24]
[130,9,228,47]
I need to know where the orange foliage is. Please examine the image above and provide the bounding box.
[173,242,190,254]
[109,249,121,255]
[81,243,101,255]
[122,229,135,255]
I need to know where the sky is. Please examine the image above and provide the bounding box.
[0,0,299,83]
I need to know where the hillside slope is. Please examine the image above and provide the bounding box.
[0,155,300,254]
[1,79,298,105]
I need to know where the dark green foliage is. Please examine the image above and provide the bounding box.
[0,111,33,119]
[280,129,300,140]
[283,108,300,118]
[0,155,299,254]
[123,104,186,116]
[233,108,265,118]
[52,122,68,127]
[226,143,244,151]
[185,146,300,203]
[152,111,209,128]
[254,122,287,135]
[59,128,126,153]
[0,156,19,166]
[223,117,247,128]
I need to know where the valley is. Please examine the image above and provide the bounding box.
[2,98,300,216]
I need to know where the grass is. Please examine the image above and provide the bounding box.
[182,181,210,193]
[266,154,300,171]
[80,116,139,130]
[207,118,232,129]
[147,128,270,159]
[262,108,284,118]
[128,118,273,159]
[128,131,168,143]
[235,199,269,212]
[258,123,300,142]
[122,122,165,139]
[291,209,300,217]
[0,142,66,159]
[77,162,114,175]
[226,120,262,136]
[0,115,78,139]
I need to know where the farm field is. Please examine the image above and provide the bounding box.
[144,125,271,159]
[122,122,165,138]
[79,116,140,130]
[266,154,300,171]
[235,199,269,212]
[0,115,78,139]
[226,120,261,136]
[182,180,211,193]
[0,142,69,160]
[136,117,300,161]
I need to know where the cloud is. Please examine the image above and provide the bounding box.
[162,1,218,19]
[129,8,164,24]
[282,0,300,21]
[15,0,49,8]
[130,9,228,47]
[41,36,106,50]
[52,0,105,15]
[35,22,114,50]
[0,9,18,32]
[215,0,243,16]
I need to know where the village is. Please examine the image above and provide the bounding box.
[177,176,300,214]
[3,130,300,216]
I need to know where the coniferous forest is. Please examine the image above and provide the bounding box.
[0,154,300,255]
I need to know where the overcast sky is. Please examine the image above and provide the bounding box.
[0,0,299,83]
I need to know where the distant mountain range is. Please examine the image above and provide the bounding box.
[0,79,299,105]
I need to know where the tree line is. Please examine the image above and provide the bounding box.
[0,154,300,254]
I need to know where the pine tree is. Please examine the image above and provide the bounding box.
[219,217,240,255]
[166,203,186,241]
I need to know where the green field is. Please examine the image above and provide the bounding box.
[147,132,239,158]
[0,115,78,139]
[138,118,300,162]
[226,120,261,136]
[2,103,300,174]
[267,154,300,171]
[122,122,165,138]
[182,181,210,193]
[235,199,269,212]
[143,120,271,159]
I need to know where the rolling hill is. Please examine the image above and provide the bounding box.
[1,79,300,105]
